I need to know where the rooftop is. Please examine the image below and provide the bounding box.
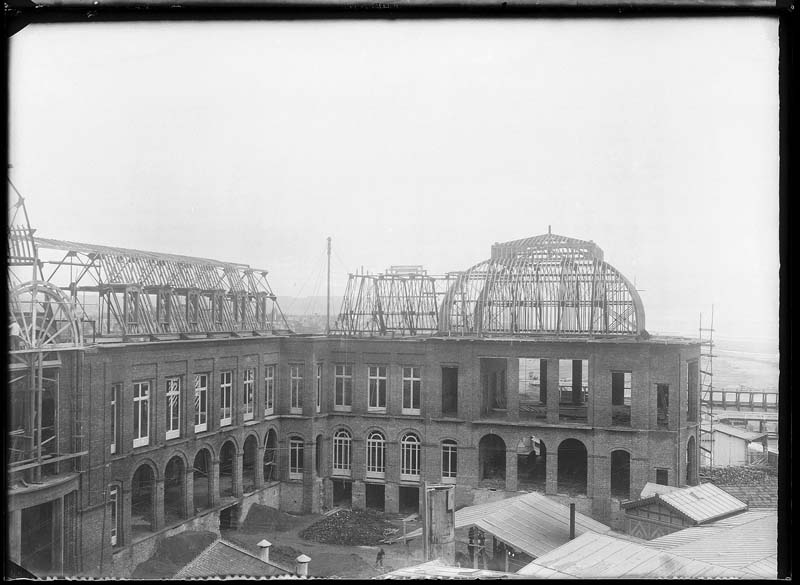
[712,423,769,441]
[622,481,748,525]
[173,539,292,578]
[378,559,531,580]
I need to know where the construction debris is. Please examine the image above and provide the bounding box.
[299,509,395,546]
[241,504,304,533]
[701,465,778,486]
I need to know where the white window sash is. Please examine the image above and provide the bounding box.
[166,378,181,440]
[264,366,275,415]
[194,375,208,433]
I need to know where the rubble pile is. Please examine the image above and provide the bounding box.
[299,509,394,546]
[241,504,303,532]
[701,465,778,486]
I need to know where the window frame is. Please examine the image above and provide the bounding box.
[334,364,353,411]
[441,439,458,482]
[290,364,303,413]
[368,365,388,411]
[400,432,421,481]
[243,367,255,421]
[366,431,386,479]
[332,429,352,477]
[289,437,304,479]
[132,381,150,448]
[220,370,233,426]
[194,373,208,433]
[109,484,120,547]
[165,376,181,440]
[110,383,120,455]
[316,363,323,413]
[264,364,275,416]
[402,366,422,415]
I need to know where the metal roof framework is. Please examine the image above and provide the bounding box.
[31,237,290,340]
[332,233,647,338]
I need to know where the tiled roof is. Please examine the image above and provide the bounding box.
[518,533,750,578]
[174,539,292,578]
[644,509,777,578]
[404,492,611,558]
[621,482,747,524]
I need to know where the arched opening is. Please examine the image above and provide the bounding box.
[219,441,236,498]
[164,456,185,525]
[557,439,587,495]
[242,436,258,494]
[478,434,506,484]
[131,464,156,537]
[686,436,697,486]
[610,450,631,500]
[517,436,546,491]
[193,449,212,513]
[400,433,421,481]
[263,430,277,482]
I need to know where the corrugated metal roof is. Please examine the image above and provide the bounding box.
[174,539,291,578]
[378,559,534,579]
[622,482,747,524]
[645,510,777,578]
[404,492,610,555]
[713,423,769,441]
[518,533,750,578]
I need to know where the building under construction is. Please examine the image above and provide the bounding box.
[7,196,701,577]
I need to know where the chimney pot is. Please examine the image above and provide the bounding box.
[257,539,272,563]
[295,554,311,577]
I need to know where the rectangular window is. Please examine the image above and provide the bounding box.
[402,367,421,414]
[243,368,255,421]
[220,371,232,426]
[109,485,120,546]
[264,365,275,415]
[441,367,459,416]
[194,373,208,433]
[132,381,150,448]
[368,366,387,411]
[518,359,546,420]
[165,377,181,440]
[766,393,777,405]
[334,364,353,410]
[442,441,458,482]
[290,365,303,413]
[110,383,120,455]
[655,468,669,486]
[612,372,632,406]
[289,438,304,479]
[656,383,669,428]
[316,364,322,413]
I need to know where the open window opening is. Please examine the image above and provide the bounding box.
[365,483,385,511]
[399,486,420,515]
[242,435,258,494]
[219,440,236,498]
[611,371,632,426]
[480,358,507,417]
[518,358,547,421]
[656,384,669,428]
[610,450,631,500]
[263,430,278,483]
[131,464,156,537]
[333,479,353,508]
[558,359,588,423]
[164,456,186,525]
[441,367,459,416]
[193,448,212,513]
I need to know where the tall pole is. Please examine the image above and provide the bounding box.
[326,237,331,335]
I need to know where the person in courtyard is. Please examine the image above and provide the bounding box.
[375,547,385,568]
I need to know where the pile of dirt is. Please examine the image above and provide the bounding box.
[131,530,217,579]
[299,509,394,546]
[701,465,778,486]
[240,504,303,533]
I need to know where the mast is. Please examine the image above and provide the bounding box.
[326,236,331,334]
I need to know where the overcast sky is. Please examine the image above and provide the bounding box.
[8,17,779,343]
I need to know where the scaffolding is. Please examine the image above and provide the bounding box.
[699,307,715,468]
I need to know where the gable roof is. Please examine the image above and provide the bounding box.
[644,509,777,578]
[378,559,534,580]
[405,492,611,559]
[621,482,747,524]
[174,539,292,578]
[518,532,750,579]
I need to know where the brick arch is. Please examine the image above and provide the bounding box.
[395,427,423,443]
[218,435,240,455]
[192,441,218,462]
[129,457,160,484]
[363,426,388,441]
[242,430,261,450]
[263,425,279,448]
[331,423,355,437]
[161,449,190,477]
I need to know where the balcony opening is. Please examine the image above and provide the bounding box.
[516,436,546,492]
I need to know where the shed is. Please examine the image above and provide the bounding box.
[621,481,747,540]
[702,423,769,466]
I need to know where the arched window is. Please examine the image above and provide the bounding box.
[401,433,421,481]
[289,437,304,480]
[366,431,386,479]
[333,430,352,476]
[441,440,457,482]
